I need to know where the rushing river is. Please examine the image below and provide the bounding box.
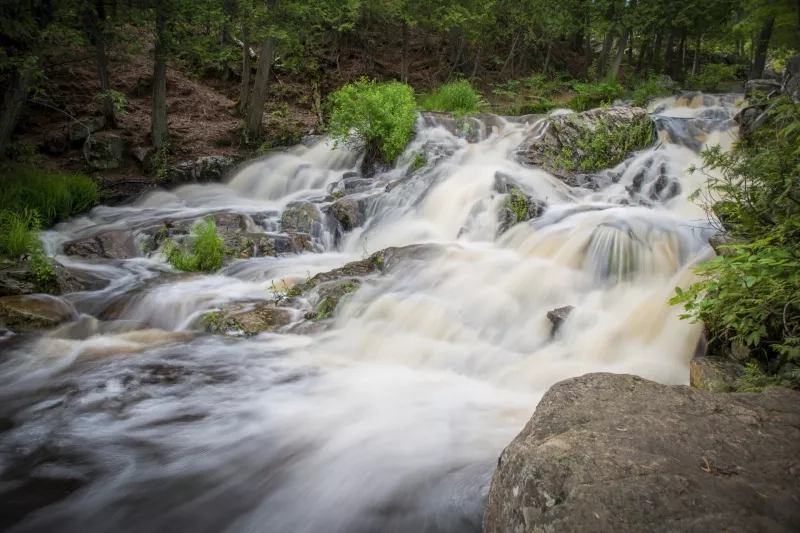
[0,94,741,532]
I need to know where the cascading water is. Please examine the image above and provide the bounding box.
[0,94,741,533]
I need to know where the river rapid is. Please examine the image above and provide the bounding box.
[0,94,741,532]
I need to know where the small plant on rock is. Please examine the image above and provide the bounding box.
[163,219,227,273]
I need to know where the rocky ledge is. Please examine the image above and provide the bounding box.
[484,373,800,533]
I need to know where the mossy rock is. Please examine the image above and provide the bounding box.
[0,295,75,332]
[280,202,324,236]
[204,301,294,337]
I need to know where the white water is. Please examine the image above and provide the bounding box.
[0,95,741,532]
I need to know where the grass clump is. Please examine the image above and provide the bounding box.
[328,77,417,164]
[670,96,800,387]
[0,209,42,258]
[567,80,627,112]
[0,165,99,227]
[420,80,484,117]
[686,64,740,92]
[163,219,227,273]
[550,113,654,173]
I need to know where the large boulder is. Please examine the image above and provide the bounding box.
[203,301,295,336]
[329,196,369,232]
[280,201,325,236]
[63,230,141,260]
[744,79,782,99]
[0,295,76,331]
[484,373,800,533]
[690,356,745,392]
[69,116,105,143]
[165,155,236,185]
[518,107,654,176]
[83,132,124,170]
[0,259,84,297]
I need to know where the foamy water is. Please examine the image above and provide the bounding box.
[0,94,741,532]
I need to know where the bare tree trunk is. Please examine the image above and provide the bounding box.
[749,17,774,79]
[543,42,553,74]
[401,20,409,83]
[679,32,687,77]
[664,31,675,73]
[596,28,616,79]
[649,30,663,72]
[501,33,519,74]
[0,64,35,159]
[609,27,630,80]
[151,0,168,149]
[584,16,593,65]
[627,33,634,65]
[636,29,651,72]
[222,0,235,44]
[238,21,251,115]
[470,46,481,82]
[90,0,116,128]
[673,31,686,79]
[692,34,702,75]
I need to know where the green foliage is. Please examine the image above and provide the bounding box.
[686,64,740,92]
[506,189,530,223]
[410,152,427,172]
[29,245,56,287]
[94,90,128,116]
[5,140,41,164]
[163,219,227,273]
[0,166,98,227]
[567,80,627,112]
[328,78,417,163]
[672,97,800,374]
[734,362,791,392]
[420,80,484,117]
[153,145,169,184]
[0,208,40,258]
[550,114,654,173]
[631,77,674,107]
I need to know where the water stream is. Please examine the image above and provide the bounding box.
[0,94,741,532]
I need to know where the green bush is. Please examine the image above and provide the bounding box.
[328,78,417,164]
[421,80,484,117]
[686,64,739,92]
[163,219,227,273]
[671,97,800,377]
[0,209,41,258]
[568,80,627,111]
[0,166,99,227]
[631,77,673,106]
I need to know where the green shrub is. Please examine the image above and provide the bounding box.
[0,209,41,258]
[671,97,800,378]
[0,166,99,227]
[686,64,739,92]
[5,140,41,164]
[568,80,627,111]
[421,80,484,117]
[328,78,417,164]
[163,219,227,272]
[631,77,673,106]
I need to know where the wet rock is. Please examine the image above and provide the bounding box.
[0,295,76,332]
[484,373,800,533]
[709,231,744,257]
[690,356,745,392]
[497,181,547,236]
[204,301,294,336]
[69,116,105,143]
[518,107,654,175]
[83,132,124,170]
[378,244,446,272]
[165,155,236,185]
[281,201,324,236]
[546,305,574,335]
[0,259,84,297]
[330,197,368,232]
[63,230,141,260]
[313,279,362,320]
[132,146,156,173]
[744,79,782,99]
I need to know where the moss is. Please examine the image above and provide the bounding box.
[315,295,337,320]
[410,152,427,173]
[506,189,531,223]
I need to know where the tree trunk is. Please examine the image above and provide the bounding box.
[609,27,630,80]
[649,30,663,72]
[692,34,702,75]
[664,31,675,72]
[222,0,235,44]
[749,17,775,79]
[238,21,251,115]
[627,33,634,65]
[636,29,651,72]
[596,28,616,79]
[674,31,686,78]
[91,0,116,128]
[470,46,481,82]
[401,20,409,83]
[245,36,276,141]
[543,42,553,74]
[584,16,593,65]
[501,33,520,74]
[151,0,168,149]
[573,28,584,53]
[0,64,35,159]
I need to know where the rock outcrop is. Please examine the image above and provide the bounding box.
[0,259,84,297]
[64,230,141,260]
[484,373,800,533]
[517,107,654,177]
[165,155,237,185]
[0,295,76,331]
[83,132,124,170]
